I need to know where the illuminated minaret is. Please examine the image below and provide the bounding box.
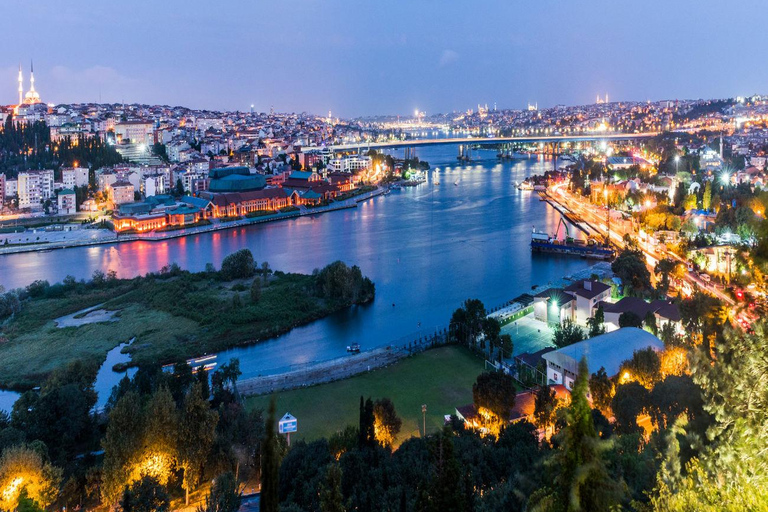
[17,64,23,106]
[29,61,36,96]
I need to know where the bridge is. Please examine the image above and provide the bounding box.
[321,132,658,152]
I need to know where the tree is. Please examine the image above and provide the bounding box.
[612,249,652,296]
[647,375,706,431]
[619,311,643,328]
[529,358,624,511]
[260,397,280,512]
[314,261,374,303]
[0,445,62,511]
[654,258,678,298]
[589,367,614,416]
[482,316,501,354]
[621,347,662,389]
[175,178,185,196]
[196,472,241,512]
[472,372,516,426]
[102,391,144,504]
[358,397,375,448]
[261,261,271,284]
[319,464,345,512]
[220,249,256,280]
[178,384,219,505]
[250,278,262,302]
[552,318,585,348]
[586,305,606,337]
[373,398,402,448]
[119,475,170,512]
[497,334,513,360]
[702,181,712,211]
[449,299,487,346]
[651,322,768,510]
[533,385,559,435]
[611,382,649,434]
[141,386,178,486]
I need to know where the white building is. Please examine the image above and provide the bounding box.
[57,189,77,214]
[4,179,17,199]
[562,280,612,325]
[61,167,90,189]
[115,121,154,145]
[18,170,54,209]
[542,328,665,390]
[327,155,372,173]
[141,175,166,198]
[167,141,191,162]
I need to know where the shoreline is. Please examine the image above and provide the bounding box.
[0,186,388,256]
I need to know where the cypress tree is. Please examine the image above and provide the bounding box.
[260,397,280,512]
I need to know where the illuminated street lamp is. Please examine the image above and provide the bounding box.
[675,154,680,174]
[721,171,730,187]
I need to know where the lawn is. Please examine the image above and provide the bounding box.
[245,345,486,446]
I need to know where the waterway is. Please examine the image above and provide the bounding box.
[0,145,591,407]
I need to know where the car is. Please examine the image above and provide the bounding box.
[699,273,711,283]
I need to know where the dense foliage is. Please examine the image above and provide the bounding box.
[0,117,123,176]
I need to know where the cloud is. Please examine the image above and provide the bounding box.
[438,49,459,68]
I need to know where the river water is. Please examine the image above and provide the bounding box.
[0,146,590,407]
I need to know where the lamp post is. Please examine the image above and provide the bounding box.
[675,154,680,174]
[421,404,427,437]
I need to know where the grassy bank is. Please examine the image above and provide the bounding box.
[245,345,485,446]
[0,258,374,389]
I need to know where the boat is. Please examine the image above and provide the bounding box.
[347,343,361,353]
[517,180,534,191]
[454,179,460,186]
[530,219,614,260]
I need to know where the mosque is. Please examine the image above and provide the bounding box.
[13,62,46,116]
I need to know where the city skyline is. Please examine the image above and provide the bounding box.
[2,0,767,117]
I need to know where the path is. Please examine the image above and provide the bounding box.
[237,345,408,396]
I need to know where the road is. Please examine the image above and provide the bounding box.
[547,184,735,306]
[322,132,659,152]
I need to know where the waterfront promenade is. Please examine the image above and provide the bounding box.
[0,187,387,256]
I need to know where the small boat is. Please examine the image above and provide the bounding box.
[454,179,460,186]
[347,343,361,353]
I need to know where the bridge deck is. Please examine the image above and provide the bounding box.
[319,132,658,152]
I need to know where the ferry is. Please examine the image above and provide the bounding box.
[347,343,361,353]
[530,219,614,260]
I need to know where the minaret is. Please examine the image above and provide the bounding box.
[29,61,36,95]
[17,64,23,106]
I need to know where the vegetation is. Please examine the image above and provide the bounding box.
[0,252,375,389]
[0,117,123,176]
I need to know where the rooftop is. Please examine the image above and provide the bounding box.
[542,327,664,378]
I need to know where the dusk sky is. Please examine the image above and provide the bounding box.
[2,0,767,117]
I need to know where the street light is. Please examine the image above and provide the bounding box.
[675,155,680,174]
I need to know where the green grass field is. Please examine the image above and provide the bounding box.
[245,345,486,446]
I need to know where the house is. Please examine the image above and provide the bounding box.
[562,280,611,324]
[57,189,77,214]
[595,297,682,332]
[455,385,570,439]
[533,288,575,325]
[542,328,664,390]
[109,180,135,206]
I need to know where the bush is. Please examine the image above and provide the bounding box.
[220,249,257,281]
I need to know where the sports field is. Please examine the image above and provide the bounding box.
[246,345,486,446]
